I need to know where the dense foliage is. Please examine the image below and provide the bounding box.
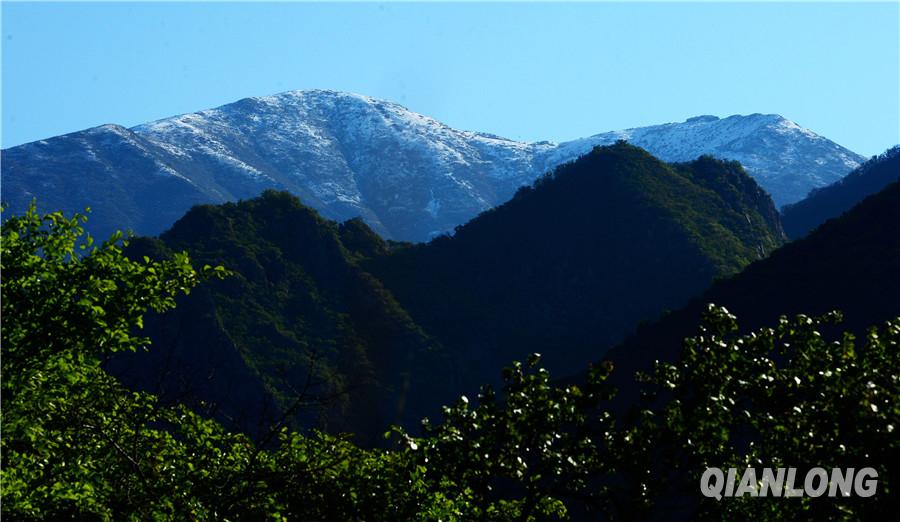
[0,204,609,520]
[112,191,453,443]
[0,203,232,518]
[619,306,899,519]
[109,144,786,442]
[604,177,900,407]
[781,146,900,239]
[370,142,785,395]
[3,203,897,519]
[0,204,456,519]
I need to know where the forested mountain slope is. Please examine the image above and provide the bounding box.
[781,146,900,239]
[369,142,785,390]
[603,178,900,403]
[112,144,786,441]
[112,191,454,444]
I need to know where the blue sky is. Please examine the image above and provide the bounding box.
[2,2,898,156]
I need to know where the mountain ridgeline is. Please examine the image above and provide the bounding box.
[781,146,900,239]
[602,176,900,407]
[114,143,786,440]
[1,90,862,243]
[114,192,454,444]
[368,143,784,383]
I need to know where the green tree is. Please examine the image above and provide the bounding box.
[0,204,466,520]
[615,305,900,520]
[393,355,615,521]
[0,203,238,519]
[3,203,897,521]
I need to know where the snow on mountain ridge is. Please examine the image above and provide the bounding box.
[3,89,865,241]
[542,112,863,204]
[128,89,551,240]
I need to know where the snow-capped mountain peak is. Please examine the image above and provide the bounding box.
[544,113,862,205]
[2,90,864,241]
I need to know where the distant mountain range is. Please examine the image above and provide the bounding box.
[1,90,864,242]
[111,143,786,441]
[781,146,900,239]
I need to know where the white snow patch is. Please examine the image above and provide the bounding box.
[424,190,441,219]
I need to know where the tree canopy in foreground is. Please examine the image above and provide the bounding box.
[1,205,897,520]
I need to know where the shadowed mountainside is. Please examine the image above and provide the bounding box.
[602,178,900,406]
[781,146,900,239]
